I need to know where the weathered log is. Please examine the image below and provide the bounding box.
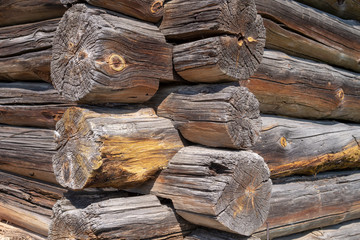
[0,222,46,240]
[151,83,261,149]
[0,125,56,183]
[53,106,184,190]
[0,171,65,236]
[245,50,360,122]
[60,0,164,23]
[0,0,65,27]
[151,146,272,236]
[49,193,193,239]
[51,4,173,103]
[276,219,360,240]
[252,115,360,178]
[185,228,260,240]
[295,0,360,22]
[255,0,360,73]
[254,170,360,239]
[160,0,258,41]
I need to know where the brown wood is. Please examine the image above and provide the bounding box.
[254,170,360,239]
[53,106,184,190]
[51,4,172,103]
[252,115,360,178]
[255,0,360,73]
[151,83,261,149]
[185,228,260,240]
[151,146,272,236]
[245,50,360,122]
[0,171,65,236]
[0,222,46,240]
[0,125,56,183]
[61,0,164,23]
[0,0,65,27]
[49,192,193,239]
[295,0,360,21]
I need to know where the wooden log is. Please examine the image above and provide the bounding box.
[60,0,164,23]
[0,125,56,183]
[0,0,65,27]
[51,4,173,103]
[276,219,360,240]
[255,0,360,73]
[0,222,46,240]
[254,170,360,239]
[53,106,184,190]
[151,146,272,236]
[151,83,261,149]
[244,50,360,122]
[294,0,360,22]
[49,193,193,239]
[185,228,260,240]
[252,115,360,178]
[0,171,65,236]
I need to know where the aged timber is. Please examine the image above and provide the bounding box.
[53,106,183,190]
[151,146,272,236]
[185,228,260,240]
[49,193,193,239]
[0,222,46,240]
[60,0,164,23]
[151,83,261,149]
[245,50,360,122]
[0,171,65,236]
[252,115,360,178]
[51,4,173,103]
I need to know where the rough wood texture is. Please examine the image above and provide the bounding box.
[160,0,258,40]
[255,170,360,239]
[53,106,184,190]
[0,0,65,27]
[60,0,164,23]
[51,4,173,103]
[49,193,193,239]
[0,125,56,183]
[295,0,360,21]
[0,171,65,236]
[0,222,46,240]
[245,50,360,122]
[256,0,360,73]
[152,146,272,236]
[153,83,261,149]
[185,228,260,240]
[252,115,360,178]
[276,219,360,240]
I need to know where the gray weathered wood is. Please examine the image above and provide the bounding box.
[49,193,193,239]
[60,0,164,23]
[245,50,360,122]
[0,222,46,240]
[0,171,65,236]
[185,228,260,240]
[151,146,272,236]
[254,170,360,239]
[53,106,184,190]
[0,0,65,27]
[151,83,261,149]
[0,126,56,183]
[51,4,173,103]
[252,115,360,178]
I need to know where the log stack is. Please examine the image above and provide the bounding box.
[0,0,360,239]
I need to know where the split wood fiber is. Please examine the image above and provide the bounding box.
[49,192,193,239]
[51,4,173,103]
[253,115,360,178]
[60,0,164,23]
[0,0,65,27]
[246,50,360,122]
[255,170,360,239]
[152,83,261,149]
[0,171,65,236]
[152,146,272,236]
[53,106,184,190]
[255,0,360,73]
[0,18,60,82]
[0,125,57,183]
[185,228,260,240]
[0,222,46,240]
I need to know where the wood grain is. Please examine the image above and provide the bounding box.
[0,222,46,240]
